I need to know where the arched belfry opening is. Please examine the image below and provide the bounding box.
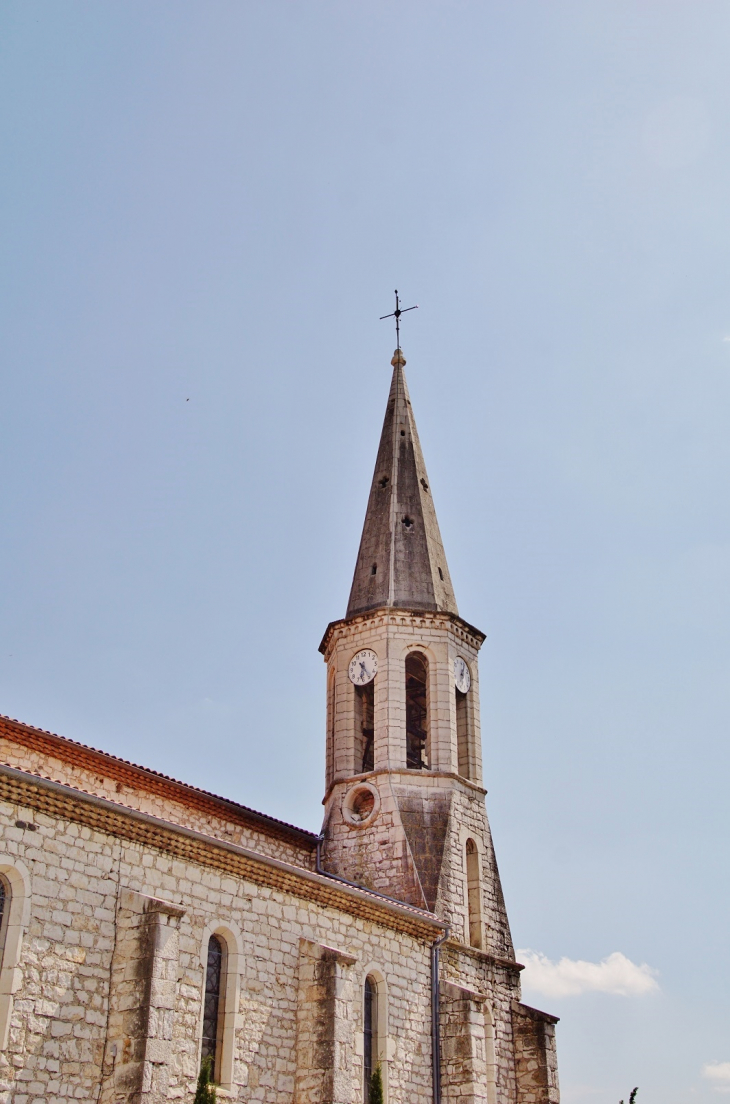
[355,681,374,774]
[456,688,470,779]
[405,652,429,769]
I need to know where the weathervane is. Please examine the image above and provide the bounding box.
[380,289,418,351]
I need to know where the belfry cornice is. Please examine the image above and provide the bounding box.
[318,606,485,660]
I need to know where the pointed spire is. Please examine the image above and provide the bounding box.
[346,349,458,619]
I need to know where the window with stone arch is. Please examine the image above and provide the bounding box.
[465,838,483,949]
[0,876,10,963]
[363,973,380,1102]
[198,923,242,1093]
[355,680,374,774]
[201,933,226,1079]
[0,859,31,1052]
[456,686,470,779]
[405,651,429,769]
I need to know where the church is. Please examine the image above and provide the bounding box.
[0,345,559,1103]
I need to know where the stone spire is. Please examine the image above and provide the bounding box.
[346,349,458,619]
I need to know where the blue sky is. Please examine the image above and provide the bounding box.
[1,3,729,1101]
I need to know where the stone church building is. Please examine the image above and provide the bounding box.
[0,348,559,1103]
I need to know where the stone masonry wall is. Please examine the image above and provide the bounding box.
[99,889,185,1104]
[0,736,312,869]
[293,939,357,1104]
[441,944,522,1104]
[511,1003,560,1104]
[0,793,437,1104]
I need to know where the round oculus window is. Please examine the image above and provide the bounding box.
[342,783,380,827]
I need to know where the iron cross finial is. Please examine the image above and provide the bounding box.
[380,289,418,351]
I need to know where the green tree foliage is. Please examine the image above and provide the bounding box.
[619,1089,638,1104]
[194,1057,217,1104]
[369,1063,384,1104]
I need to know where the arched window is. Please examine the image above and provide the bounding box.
[465,839,482,948]
[405,652,429,769]
[456,687,470,778]
[363,974,379,1102]
[0,860,30,1051]
[0,877,9,960]
[201,934,225,1079]
[355,681,375,773]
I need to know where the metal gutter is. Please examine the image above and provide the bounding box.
[431,926,451,1104]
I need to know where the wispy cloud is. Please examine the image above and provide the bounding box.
[516,950,659,998]
[703,1063,730,1093]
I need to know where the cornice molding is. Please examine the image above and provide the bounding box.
[0,762,445,943]
[319,606,486,658]
[0,714,316,849]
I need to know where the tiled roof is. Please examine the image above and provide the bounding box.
[0,713,317,846]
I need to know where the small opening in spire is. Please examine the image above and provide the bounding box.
[403,516,413,529]
[438,567,444,580]
[400,430,406,437]
[420,478,429,492]
[378,476,389,488]
[371,564,377,576]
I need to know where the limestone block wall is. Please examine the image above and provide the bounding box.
[293,938,357,1104]
[0,806,118,1102]
[511,1002,560,1104]
[322,771,514,962]
[0,732,313,870]
[440,981,492,1104]
[433,785,514,961]
[0,792,439,1104]
[321,775,426,908]
[441,944,524,1104]
[99,889,185,1104]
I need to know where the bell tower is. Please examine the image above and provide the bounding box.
[319,348,513,957]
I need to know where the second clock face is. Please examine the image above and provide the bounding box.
[454,656,471,694]
[349,649,378,686]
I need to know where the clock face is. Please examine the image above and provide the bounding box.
[454,656,471,694]
[348,649,378,686]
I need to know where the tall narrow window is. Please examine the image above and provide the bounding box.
[405,652,429,769]
[0,878,8,960]
[456,689,470,779]
[465,839,482,948]
[201,934,225,1078]
[363,975,378,1102]
[355,681,375,773]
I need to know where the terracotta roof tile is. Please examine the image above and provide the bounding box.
[0,713,317,846]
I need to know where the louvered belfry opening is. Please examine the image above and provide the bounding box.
[456,688,470,779]
[405,652,429,769]
[355,681,375,774]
